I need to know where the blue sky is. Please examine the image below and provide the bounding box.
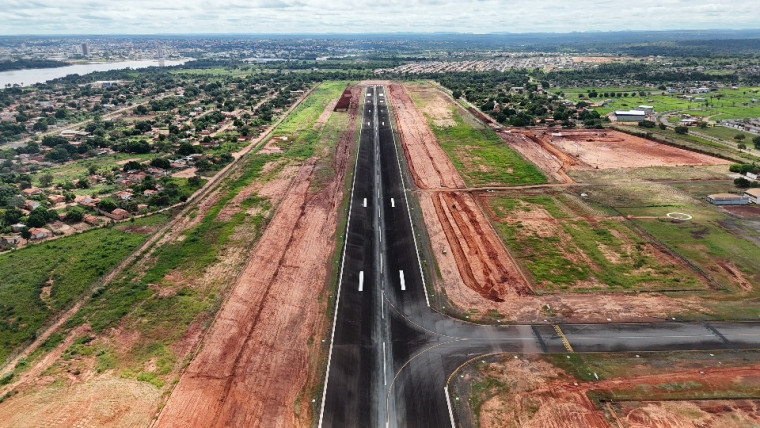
[1,0,758,35]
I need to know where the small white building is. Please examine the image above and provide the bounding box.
[638,105,655,114]
[744,188,760,204]
[614,110,647,122]
[707,193,750,206]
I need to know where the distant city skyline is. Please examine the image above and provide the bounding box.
[1,0,759,35]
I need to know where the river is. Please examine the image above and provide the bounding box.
[0,59,189,88]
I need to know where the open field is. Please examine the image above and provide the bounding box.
[613,125,760,164]
[508,128,731,171]
[403,83,546,187]
[559,87,760,119]
[481,191,707,293]
[392,82,759,323]
[581,181,760,296]
[0,215,167,366]
[452,351,760,428]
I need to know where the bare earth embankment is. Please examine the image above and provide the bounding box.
[389,83,529,301]
[155,86,360,427]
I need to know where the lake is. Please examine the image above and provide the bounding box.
[0,59,189,88]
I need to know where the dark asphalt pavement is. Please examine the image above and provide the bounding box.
[319,86,760,428]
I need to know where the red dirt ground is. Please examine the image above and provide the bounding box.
[432,191,530,300]
[388,83,465,189]
[498,130,574,184]
[474,358,760,428]
[155,87,361,427]
[511,128,730,170]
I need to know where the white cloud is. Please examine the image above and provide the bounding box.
[0,0,757,34]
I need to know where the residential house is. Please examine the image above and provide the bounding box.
[83,214,100,225]
[115,191,133,201]
[28,227,50,240]
[106,208,130,220]
[0,235,24,249]
[22,187,43,196]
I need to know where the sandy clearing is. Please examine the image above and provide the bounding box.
[499,130,573,183]
[171,167,197,178]
[523,129,731,170]
[0,375,160,428]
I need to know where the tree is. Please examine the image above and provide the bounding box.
[123,160,143,172]
[134,121,152,133]
[39,173,54,187]
[76,177,90,189]
[659,123,667,130]
[638,120,656,128]
[735,134,747,142]
[98,198,117,213]
[27,208,49,227]
[66,206,85,222]
[32,121,48,132]
[2,208,22,226]
[738,143,747,150]
[150,157,171,169]
[188,175,202,187]
[753,136,760,149]
[177,142,197,156]
[734,177,751,188]
[674,126,689,135]
[0,184,19,207]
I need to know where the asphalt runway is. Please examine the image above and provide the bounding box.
[319,85,760,428]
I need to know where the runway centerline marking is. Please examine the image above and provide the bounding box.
[399,270,406,291]
[363,197,367,208]
[391,198,395,208]
[383,341,387,386]
[358,271,364,292]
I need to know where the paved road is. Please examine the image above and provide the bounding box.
[319,86,760,428]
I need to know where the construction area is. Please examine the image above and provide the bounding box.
[451,352,760,428]
[390,81,759,324]
[500,128,730,182]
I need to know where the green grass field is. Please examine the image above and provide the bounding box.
[488,193,705,292]
[560,87,760,119]
[582,181,760,301]
[33,153,157,186]
[430,110,547,187]
[0,215,167,366]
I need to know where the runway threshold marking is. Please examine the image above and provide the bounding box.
[553,325,574,352]
[358,271,364,292]
[399,270,406,291]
